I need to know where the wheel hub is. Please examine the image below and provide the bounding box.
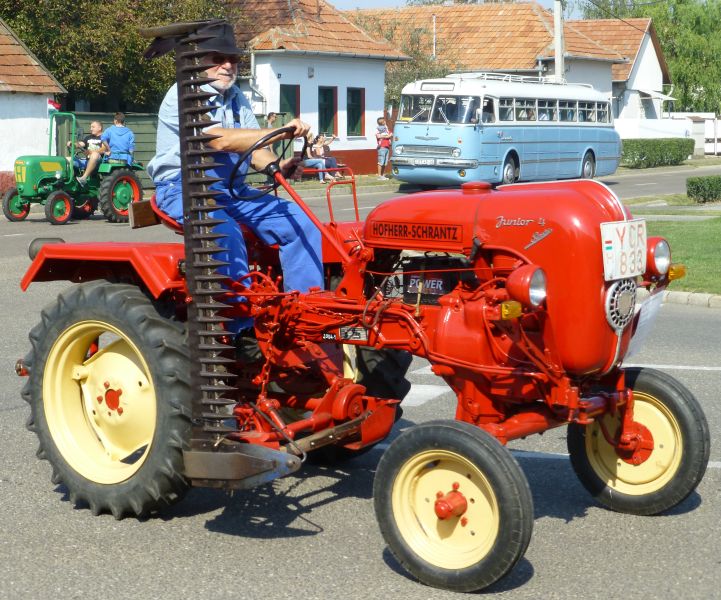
[434,482,468,520]
[97,380,124,416]
[616,421,654,465]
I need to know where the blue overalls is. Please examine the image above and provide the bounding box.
[148,85,324,333]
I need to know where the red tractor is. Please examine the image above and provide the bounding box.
[16,22,709,593]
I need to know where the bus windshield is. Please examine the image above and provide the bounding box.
[399,94,481,124]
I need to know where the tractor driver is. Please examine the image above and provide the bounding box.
[72,120,109,185]
[146,22,322,338]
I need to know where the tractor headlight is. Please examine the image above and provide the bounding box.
[506,265,547,308]
[452,147,462,158]
[55,171,62,180]
[646,237,670,277]
[395,145,404,155]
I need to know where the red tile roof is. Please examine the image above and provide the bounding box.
[0,18,65,94]
[347,2,625,72]
[569,18,670,84]
[228,0,408,60]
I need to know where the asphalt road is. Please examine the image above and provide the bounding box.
[0,180,719,599]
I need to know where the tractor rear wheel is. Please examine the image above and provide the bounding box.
[99,169,142,223]
[567,367,710,515]
[44,190,73,225]
[374,420,533,592]
[3,187,30,222]
[22,281,192,518]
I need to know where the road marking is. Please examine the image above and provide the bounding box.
[402,384,449,406]
[2,233,24,238]
[412,365,435,376]
[371,443,721,469]
[634,183,656,186]
[626,363,721,372]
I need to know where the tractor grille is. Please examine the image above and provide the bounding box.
[402,145,456,157]
[605,278,637,331]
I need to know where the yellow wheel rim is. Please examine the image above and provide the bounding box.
[391,450,500,570]
[42,320,157,484]
[585,391,683,495]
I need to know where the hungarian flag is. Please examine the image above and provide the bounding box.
[47,98,61,116]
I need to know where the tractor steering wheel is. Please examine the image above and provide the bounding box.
[228,125,308,201]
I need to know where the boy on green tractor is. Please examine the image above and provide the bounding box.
[2,112,144,225]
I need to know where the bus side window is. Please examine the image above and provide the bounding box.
[500,98,514,121]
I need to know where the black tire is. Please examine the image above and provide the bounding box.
[374,420,534,592]
[72,198,96,220]
[567,367,710,515]
[581,151,596,179]
[99,168,142,223]
[3,187,30,222]
[44,190,73,225]
[501,155,518,184]
[355,346,412,401]
[22,281,192,519]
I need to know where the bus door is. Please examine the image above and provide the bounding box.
[536,99,561,180]
[477,96,498,173]
[514,99,538,180]
[557,100,579,178]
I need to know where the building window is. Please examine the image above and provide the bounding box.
[347,87,364,136]
[279,84,300,119]
[318,86,337,135]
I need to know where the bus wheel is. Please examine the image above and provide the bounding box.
[581,152,596,178]
[501,157,517,184]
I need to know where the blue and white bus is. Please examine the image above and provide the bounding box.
[391,73,621,186]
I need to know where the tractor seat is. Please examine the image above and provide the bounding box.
[149,194,183,233]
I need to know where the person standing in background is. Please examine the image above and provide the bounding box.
[376,116,392,180]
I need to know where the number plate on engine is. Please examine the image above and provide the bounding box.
[414,158,435,166]
[600,218,647,281]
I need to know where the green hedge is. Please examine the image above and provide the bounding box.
[621,138,694,169]
[687,175,721,203]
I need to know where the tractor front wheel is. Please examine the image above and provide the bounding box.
[3,187,30,222]
[44,190,73,225]
[99,169,142,223]
[22,281,192,518]
[567,367,710,515]
[374,420,533,592]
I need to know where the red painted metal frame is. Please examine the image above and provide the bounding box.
[20,172,671,459]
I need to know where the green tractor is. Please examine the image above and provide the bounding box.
[2,112,144,225]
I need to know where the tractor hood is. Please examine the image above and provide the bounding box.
[364,180,639,375]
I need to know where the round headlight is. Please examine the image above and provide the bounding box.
[506,265,547,308]
[452,147,462,158]
[651,238,670,275]
[395,145,404,155]
[528,269,547,306]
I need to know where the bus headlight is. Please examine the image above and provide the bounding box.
[395,145,404,155]
[646,237,670,277]
[506,265,547,308]
[452,148,462,158]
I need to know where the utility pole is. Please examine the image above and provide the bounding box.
[554,0,565,82]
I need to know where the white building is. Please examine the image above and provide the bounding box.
[231,0,407,173]
[0,17,66,186]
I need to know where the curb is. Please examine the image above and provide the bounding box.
[636,288,721,309]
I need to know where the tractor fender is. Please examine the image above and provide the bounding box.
[21,239,187,299]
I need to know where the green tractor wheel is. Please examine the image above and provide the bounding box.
[3,187,30,222]
[99,169,142,223]
[44,190,73,225]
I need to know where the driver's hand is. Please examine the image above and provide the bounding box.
[280,157,304,180]
[284,118,310,139]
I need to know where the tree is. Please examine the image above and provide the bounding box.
[578,0,721,113]
[352,14,458,108]
[0,0,243,111]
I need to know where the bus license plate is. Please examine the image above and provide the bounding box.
[414,158,435,166]
[600,218,647,281]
